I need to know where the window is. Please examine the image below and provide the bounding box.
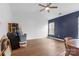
[48,22,54,35]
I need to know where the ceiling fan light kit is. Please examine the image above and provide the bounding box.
[39,3,57,12]
[45,7,50,11]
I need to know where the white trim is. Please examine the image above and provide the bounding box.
[78,17,79,38]
[48,37,64,41]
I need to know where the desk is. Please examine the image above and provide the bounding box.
[67,39,79,56]
[68,39,79,48]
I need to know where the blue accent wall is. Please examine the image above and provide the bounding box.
[48,11,79,39]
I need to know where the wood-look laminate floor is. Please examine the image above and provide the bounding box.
[12,38,65,56]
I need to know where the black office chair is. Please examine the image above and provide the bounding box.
[7,32,20,50]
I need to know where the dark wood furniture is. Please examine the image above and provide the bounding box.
[8,23,19,32]
[7,23,20,50]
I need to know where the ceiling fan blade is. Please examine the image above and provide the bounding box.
[40,8,45,12]
[47,3,52,7]
[49,6,57,8]
[39,4,46,7]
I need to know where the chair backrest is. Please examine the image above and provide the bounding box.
[0,35,12,56]
[64,37,73,49]
[7,32,20,50]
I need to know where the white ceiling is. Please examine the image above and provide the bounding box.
[9,3,79,20]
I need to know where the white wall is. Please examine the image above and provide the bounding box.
[9,3,79,40]
[0,4,13,39]
[9,3,48,40]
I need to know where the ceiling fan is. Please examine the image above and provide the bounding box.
[39,3,57,12]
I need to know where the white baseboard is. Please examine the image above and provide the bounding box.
[48,37,64,41]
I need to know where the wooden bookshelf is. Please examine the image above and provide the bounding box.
[8,23,19,32]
